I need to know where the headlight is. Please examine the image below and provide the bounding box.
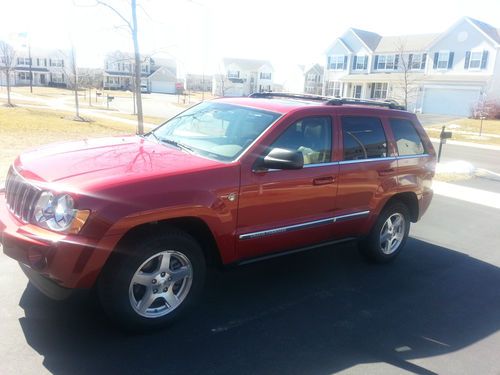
[33,192,90,234]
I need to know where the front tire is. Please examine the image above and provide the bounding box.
[98,230,206,332]
[359,202,410,263]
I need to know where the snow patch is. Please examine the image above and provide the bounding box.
[435,160,475,176]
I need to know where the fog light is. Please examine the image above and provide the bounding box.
[28,247,47,270]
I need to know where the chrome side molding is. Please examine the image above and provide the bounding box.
[239,210,370,240]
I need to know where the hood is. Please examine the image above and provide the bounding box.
[15,135,224,189]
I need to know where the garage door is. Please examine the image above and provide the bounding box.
[151,81,176,94]
[422,87,480,116]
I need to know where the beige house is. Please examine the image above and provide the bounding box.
[323,17,500,116]
[0,47,68,88]
[304,64,324,95]
[103,51,177,94]
[213,58,274,97]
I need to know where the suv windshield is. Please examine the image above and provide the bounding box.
[150,102,281,161]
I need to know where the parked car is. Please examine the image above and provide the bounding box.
[0,93,436,331]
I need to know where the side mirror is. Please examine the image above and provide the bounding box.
[260,148,304,170]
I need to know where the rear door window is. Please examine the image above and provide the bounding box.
[389,118,426,156]
[342,116,388,160]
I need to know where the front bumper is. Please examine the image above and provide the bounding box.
[19,262,74,300]
[0,192,102,289]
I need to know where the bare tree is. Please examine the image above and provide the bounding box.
[0,41,16,107]
[393,39,423,111]
[96,0,145,134]
[70,45,83,120]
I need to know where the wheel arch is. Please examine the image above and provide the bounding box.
[108,216,223,268]
[383,192,419,223]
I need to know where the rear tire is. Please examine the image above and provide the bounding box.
[98,230,206,332]
[359,202,410,263]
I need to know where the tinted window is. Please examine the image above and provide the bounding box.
[342,116,387,160]
[389,119,425,156]
[271,116,332,165]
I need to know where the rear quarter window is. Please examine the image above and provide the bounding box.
[342,116,388,160]
[389,118,426,156]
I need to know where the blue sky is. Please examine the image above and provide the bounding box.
[1,0,499,81]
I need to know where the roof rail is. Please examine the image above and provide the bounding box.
[249,92,331,102]
[326,97,406,110]
[249,92,406,110]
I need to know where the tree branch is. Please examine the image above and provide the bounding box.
[96,0,133,31]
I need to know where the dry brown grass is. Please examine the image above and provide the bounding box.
[0,106,136,179]
[425,128,500,145]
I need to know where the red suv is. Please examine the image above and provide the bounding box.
[0,93,435,330]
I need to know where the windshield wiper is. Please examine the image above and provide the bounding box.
[159,138,194,153]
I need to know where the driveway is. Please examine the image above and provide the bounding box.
[1,191,500,374]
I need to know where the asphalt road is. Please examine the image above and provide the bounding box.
[1,191,500,375]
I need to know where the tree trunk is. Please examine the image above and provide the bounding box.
[131,0,144,134]
[6,70,12,106]
[71,47,80,119]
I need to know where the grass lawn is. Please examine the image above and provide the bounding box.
[102,112,165,125]
[425,118,500,145]
[0,106,136,179]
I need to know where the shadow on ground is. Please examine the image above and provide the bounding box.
[18,238,500,374]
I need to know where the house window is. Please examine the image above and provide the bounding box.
[371,83,388,99]
[50,59,64,67]
[376,55,396,70]
[409,53,427,70]
[227,70,240,79]
[51,73,65,83]
[353,56,368,70]
[468,52,482,69]
[436,52,450,69]
[260,72,271,80]
[328,55,345,70]
[141,64,148,73]
[326,81,342,97]
[17,57,31,66]
[18,72,30,80]
[465,51,489,70]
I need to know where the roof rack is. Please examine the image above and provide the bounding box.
[249,92,406,110]
[248,92,331,102]
[326,97,406,110]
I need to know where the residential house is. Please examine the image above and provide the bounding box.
[103,51,177,94]
[323,17,500,116]
[213,58,274,97]
[185,73,213,92]
[0,47,68,88]
[304,64,324,95]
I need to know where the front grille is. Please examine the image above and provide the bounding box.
[5,166,41,223]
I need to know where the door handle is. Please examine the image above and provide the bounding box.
[378,168,395,176]
[313,176,335,185]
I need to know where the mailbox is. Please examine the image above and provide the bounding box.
[107,96,114,101]
[437,126,452,162]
